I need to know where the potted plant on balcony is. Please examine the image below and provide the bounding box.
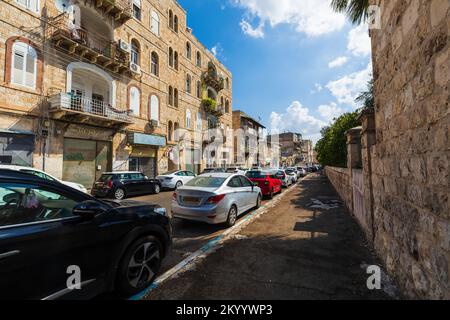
[201,98,217,114]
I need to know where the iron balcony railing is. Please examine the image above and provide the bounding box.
[49,93,131,122]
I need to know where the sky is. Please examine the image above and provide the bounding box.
[178,0,373,143]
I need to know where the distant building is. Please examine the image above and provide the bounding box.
[301,140,314,164]
[268,132,303,167]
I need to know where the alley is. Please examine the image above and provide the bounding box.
[145,174,393,300]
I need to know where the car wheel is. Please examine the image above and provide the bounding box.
[116,235,162,297]
[114,188,126,200]
[153,184,160,194]
[225,205,238,228]
[255,194,262,209]
[175,181,183,189]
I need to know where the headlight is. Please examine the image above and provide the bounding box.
[154,207,167,217]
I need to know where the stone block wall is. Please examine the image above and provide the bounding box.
[370,0,449,299]
[325,166,353,212]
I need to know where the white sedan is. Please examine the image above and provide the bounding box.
[156,170,197,189]
[0,165,88,193]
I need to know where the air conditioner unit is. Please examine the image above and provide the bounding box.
[118,39,130,53]
[149,119,159,127]
[130,63,141,75]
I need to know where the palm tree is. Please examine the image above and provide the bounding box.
[331,0,370,25]
[356,79,374,110]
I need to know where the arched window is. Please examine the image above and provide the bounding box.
[16,0,39,13]
[131,39,140,65]
[151,51,159,76]
[186,42,191,59]
[149,95,159,122]
[186,74,191,94]
[150,10,160,36]
[174,51,179,70]
[168,121,173,141]
[174,122,179,141]
[168,47,174,68]
[168,10,173,29]
[220,97,224,107]
[168,86,173,106]
[196,111,202,131]
[11,41,37,89]
[186,109,191,129]
[226,78,230,89]
[174,15,179,32]
[225,99,230,113]
[132,0,141,20]
[196,80,201,98]
[196,51,201,67]
[129,86,140,116]
[174,88,179,108]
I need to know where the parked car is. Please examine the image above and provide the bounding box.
[156,170,196,190]
[285,168,298,183]
[171,173,262,227]
[245,170,282,199]
[296,167,307,177]
[272,169,293,188]
[91,171,161,200]
[0,164,88,193]
[225,167,247,175]
[286,167,301,180]
[200,167,226,174]
[0,169,172,299]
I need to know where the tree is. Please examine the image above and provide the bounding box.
[356,78,374,110]
[330,0,370,25]
[315,112,360,167]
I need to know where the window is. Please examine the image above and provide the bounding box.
[129,86,140,116]
[15,0,39,13]
[239,176,253,187]
[186,74,191,94]
[0,183,80,227]
[174,15,179,32]
[174,51,179,70]
[168,10,173,29]
[226,78,230,89]
[186,42,191,59]
[11,41,37,89]
[168,121,173,141]
[196,51,201,67]
[174,88,179,108]
[169,47,174,68]
[196,111,202,131]
[168,86,173,106]
[149,95,159,122]
[131,40,140,65]
[220,97,224,107]
[186,109,191,129]
[227,177,242,188]
[196,80,201,98]
[225,100,230,113]
[150,10,160,36]
[151,51,159,76]
[132,0,141,20]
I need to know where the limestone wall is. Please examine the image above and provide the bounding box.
[370,0,449,299]
[325,167,353,212]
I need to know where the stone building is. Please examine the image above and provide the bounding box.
[232,110,265,168]
[0,0,232,187]
[269,132,303,167]
[301,139,314,165]
[327,0,449,299]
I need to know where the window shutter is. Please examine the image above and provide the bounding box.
[13,51,25,85]
[25,52,36,88]
[150,95,159,121]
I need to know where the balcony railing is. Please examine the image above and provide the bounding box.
[48,14,130,73]
[92,0,133,22]
[49,93,131,124]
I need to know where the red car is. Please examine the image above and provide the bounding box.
[245,170,282,199]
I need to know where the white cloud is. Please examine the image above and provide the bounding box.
[240,20,265,38]
[210,43,225,60]
[347,23,371,56]
[318,102,344,122]
[270,101,327,142]
[234,0,346,37]
[328,56,348,68]
[326,63,372,106]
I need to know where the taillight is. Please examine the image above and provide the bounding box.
[172,192,177,201]
[107,180,113,189]
[207,194,226,204]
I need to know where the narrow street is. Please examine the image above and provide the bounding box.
[143,174,393,300]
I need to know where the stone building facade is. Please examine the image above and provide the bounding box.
[0,0,232,187]
[327,0,449,299]
[269,132,303,167]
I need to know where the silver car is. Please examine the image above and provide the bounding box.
[171,173,262,227]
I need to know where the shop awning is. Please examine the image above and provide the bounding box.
[127,133,166,147]
[0,129,35,135]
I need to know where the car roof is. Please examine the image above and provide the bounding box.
[102,171,143,175]
[0,164,31,171]
[198,172,234,178]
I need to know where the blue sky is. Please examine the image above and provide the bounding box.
[178,0,372,143]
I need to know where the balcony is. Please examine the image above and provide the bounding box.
[201,99,224,117]
[48,14,131,75]
[49,93,132,128]
[93,0,133,22]
[202,62,225,93]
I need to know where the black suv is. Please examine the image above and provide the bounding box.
[91,171,162,200]
[0,169,171,299]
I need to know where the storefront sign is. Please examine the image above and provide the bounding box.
[65,125,114,141]
[128,133,166,147]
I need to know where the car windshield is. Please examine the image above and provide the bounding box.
[161,170,178,175]
[185,177,226,188]
[98,174,113,182]
[245,171,267,179]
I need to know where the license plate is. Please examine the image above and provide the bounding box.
[183,196,199,204]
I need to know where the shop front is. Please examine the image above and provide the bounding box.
[0,130,35,166]
[127,132,166,178]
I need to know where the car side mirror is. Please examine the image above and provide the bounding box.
[73,200,106,219]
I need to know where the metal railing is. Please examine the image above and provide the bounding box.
[50,93,131,122]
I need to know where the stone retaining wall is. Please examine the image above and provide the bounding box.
[325,167,353,212]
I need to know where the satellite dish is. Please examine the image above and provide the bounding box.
[55,0,73,13]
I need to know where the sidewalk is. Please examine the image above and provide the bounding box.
[147,174,394,300]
